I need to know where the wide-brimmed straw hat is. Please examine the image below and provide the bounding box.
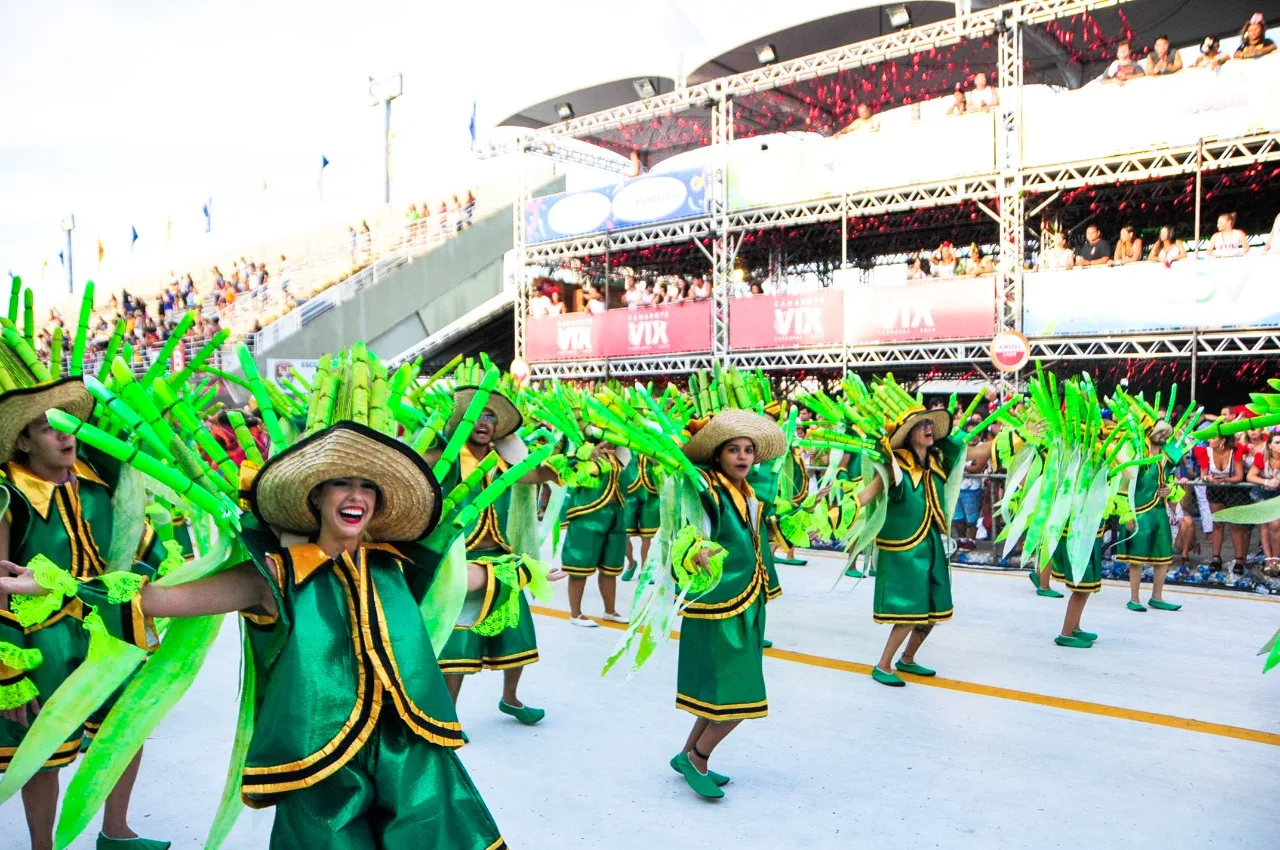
[887,407,952,450]
[250,421,442,542]
[0,378,95,464]
[682,408,786,466]
[447,387,523,441]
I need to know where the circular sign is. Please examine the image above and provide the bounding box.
[509,357,531,385]
[990,330,1031,372]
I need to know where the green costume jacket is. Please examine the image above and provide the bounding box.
[626,455,659,501]
[561,453,632,523]
[450,444,514,556]
[746,463,784,599]
[237,530,513,807]
[680,469,769,619]
[875,436,966,553]
[1131,460,1168,519]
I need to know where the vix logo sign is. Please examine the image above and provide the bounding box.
[875,298,935,331]
[773,306,825,337]
[627,318,669,349]
[556,324,593,352]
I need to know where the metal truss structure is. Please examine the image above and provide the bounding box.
[509,0,1280,379]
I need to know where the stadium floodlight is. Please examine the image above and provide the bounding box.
[755,43,778,65]
[555,102,575,120]
[633,78,657,99]
[369,74,403,204]
[887,4,912,30]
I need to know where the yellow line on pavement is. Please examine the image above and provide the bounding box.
[531,605,1280,748]
[949,564,1280,602]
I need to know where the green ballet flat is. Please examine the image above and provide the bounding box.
[871,666,905,687]
[1027,571,1041,590]
[1126,601,1147,612]
[1054,634,1093,649]
[96,836,172,850]
[1036,587,1065,598]
[671,752,724,799]
[761,638,773,648]
[1072,629,1098,642]
[670,753,730,787]
[1148,598,1181,611]
[844,566,865,578]
[621,566,637,582]
[895,660,936,677]
[498,700,545,725]
[774,556,808,566]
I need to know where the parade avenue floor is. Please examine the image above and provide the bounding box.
[3,550,1277,849]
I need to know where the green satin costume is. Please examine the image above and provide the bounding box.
[0,458,158,772]
[675,469,770,722]
[1115,460,1173,566]
[559,453,633,576]
[746,464,783,600]
[437,444,539,676]
[872,436,965,625]
[237,530,509,849]
[624,455,661,539]
[1051,524,1105,593]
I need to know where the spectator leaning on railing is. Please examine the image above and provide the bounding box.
[966,72,999,110]
[1113,226,1143,265]
[1040,231,1075,270]
[1208,212,1249,257]
[1076,224,1112,267]
[1148,225,1187,264]
[1144,34,1183,76]
[1102,40,1145,84]
[1235,12,1276,60]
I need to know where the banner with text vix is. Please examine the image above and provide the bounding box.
[844,277,996,344]
[728,290,843,350]
[526,302,712,361]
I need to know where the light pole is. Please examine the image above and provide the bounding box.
[60,215,75,295]
[369,74,403,205]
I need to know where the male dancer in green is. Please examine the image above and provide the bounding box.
[1116,421,1182,612]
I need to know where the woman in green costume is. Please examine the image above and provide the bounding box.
[855,406,966,687]
[2,420,521,850]
[0,378,169,849]
[430,384,560,731]
[1116,421,1182,613]
[668,409,786,800]
[559,442,633,626]
[621,454,660,582]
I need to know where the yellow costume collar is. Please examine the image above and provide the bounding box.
[3,460,108,521]
[289,541,407,585]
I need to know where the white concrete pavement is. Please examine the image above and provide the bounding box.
[3,549,1278,849]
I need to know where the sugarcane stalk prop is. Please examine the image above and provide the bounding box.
[83,376,175,462]
[46,410,236,522]
[6,275,18,323]
[150,380,239,492]
[1,325,52,383]
[234,344,288,450]
[22,288,35,347]
[166,328,229,391]
[200,366,252,391]
[97,319,126,383]
[49,327,64,381]
[433,366,500,483]
[226,411,266,468]
[448,442,556,532]
[432,452,501,526]
[138,311,196,388]
[66,281,93,377]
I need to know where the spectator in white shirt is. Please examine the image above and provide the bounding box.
[623,279,642,309]
[1208,212,1249,257]
[1041,231,1076,270]
[1103,41,1145,84]
[531,290,552,317]
[690,277,711,301]
[967,73,1000,109]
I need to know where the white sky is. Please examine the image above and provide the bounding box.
[0,0,873,310]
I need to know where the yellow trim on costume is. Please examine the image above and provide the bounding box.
[135,524,156,561]
[241,554,382,797]
[438,659,484,674]
[482,649,540,670]
[767,585,783,600]
[873,607,955,625]
[484,837,509,850]
[560,564,598,577]
[1115,554,1173,565]
[566,455,624,519]
[675,693,769,721]
[469,561,499,626]
[0,737,84,771]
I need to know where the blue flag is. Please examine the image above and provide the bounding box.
[58,251,64,266]
[130,226,139,246]
[468,101,477,151]
[322,154,330,170]
[202,199,212,233]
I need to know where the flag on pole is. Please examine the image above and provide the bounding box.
[97,239,104,267]
[319,155,330,200]
[202,199,212,233]
[130,226,139,253]
[58,251,64,266]
[468,101,477,151]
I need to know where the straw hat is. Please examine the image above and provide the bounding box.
[447,387,523,442]
[250,421,442,542]
[681,409,786,466]
[887,407,952,450]
[0,378,95,464]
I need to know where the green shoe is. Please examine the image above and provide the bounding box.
[97,836,172,850]
[871,666,905,687]
[670,753,730,787]
[671,752,724,799]
[895,660,936,677]
[844,566,864,578]
[1072,629,1098,642]
[498,700,545,725]
[1036,587,1065,598]
[1028,571,1041,591]
[1054,634,1093,648]
[774,556,808,566]
[761,638,773,648]
[621,566,636,582]
[1126,601,1147,612]
[1148,598,1181,611]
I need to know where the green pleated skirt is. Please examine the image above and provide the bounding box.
[676,597,768,721]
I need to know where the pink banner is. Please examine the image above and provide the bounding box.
[845,277,996,344]
[729,290,844,351]
[527,302,713,362]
